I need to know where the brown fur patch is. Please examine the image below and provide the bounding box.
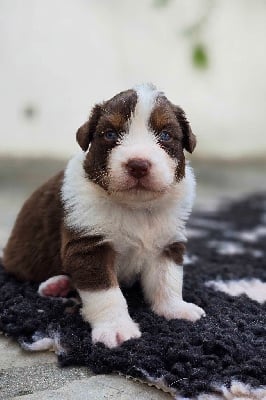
[61,228,117,290]
[76,104,102,152]
[83,89,137,190]
[149,101,181,134]
[103,113,129,130]
[163,242,186,265]
[3,172,64,282]
[171,103,197,154]
[3,171,118,291]
[149,98,186,182]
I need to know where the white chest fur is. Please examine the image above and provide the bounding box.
[62,152,195,283]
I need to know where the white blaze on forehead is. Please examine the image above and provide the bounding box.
[134,83,161,119]
[125,83,161,144]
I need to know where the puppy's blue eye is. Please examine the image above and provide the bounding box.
[104,131,118,141]
[159,131,172,142]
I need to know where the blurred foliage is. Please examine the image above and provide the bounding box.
[182,1,213,71]
[23,105,38,120]
[192,43,209,69]
[153,0,172,7]
[153,0,212,70]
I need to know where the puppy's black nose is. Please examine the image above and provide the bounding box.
[126,158,151,179]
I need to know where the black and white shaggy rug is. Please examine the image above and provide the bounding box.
[0,194,266,399]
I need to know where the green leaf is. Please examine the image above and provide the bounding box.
[192,44,209,69]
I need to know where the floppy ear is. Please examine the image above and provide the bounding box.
[173,105,197,153]
[76,104,102,151]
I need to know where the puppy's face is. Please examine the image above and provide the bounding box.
[77,84,196,202]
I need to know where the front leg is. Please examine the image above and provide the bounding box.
[61,228,141,348]
[141,242,205,321]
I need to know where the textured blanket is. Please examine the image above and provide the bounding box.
[0,194,265,399]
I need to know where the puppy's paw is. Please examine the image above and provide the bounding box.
[38,275,72,297]
[91,317,141,348]
[153,301,206,322]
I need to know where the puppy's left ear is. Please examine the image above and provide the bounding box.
[173,105,197,153]
[76,104,102,151]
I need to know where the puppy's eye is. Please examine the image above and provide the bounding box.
[104,131,118,141]
[159,131,172,142]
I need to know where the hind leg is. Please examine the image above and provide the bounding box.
[38,275,73,297]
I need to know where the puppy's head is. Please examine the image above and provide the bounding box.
[77,84,196,202]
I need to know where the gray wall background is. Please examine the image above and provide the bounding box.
[1,0,266,159]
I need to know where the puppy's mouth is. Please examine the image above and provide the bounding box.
[126,181,152,191]
[109,177,169,196]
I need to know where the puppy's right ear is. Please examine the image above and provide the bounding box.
[76,104,102,151]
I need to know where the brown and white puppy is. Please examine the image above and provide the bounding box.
[3,83,205,348]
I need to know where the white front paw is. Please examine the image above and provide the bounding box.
[153,300,206,322]
[91,317,141,348]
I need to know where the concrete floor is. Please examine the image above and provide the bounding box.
[0,156,265,399]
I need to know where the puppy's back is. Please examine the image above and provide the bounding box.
[3,171,64,282]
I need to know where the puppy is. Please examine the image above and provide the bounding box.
[3,83,205,348]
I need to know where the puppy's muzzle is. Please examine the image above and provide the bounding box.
[126,158,151,179]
